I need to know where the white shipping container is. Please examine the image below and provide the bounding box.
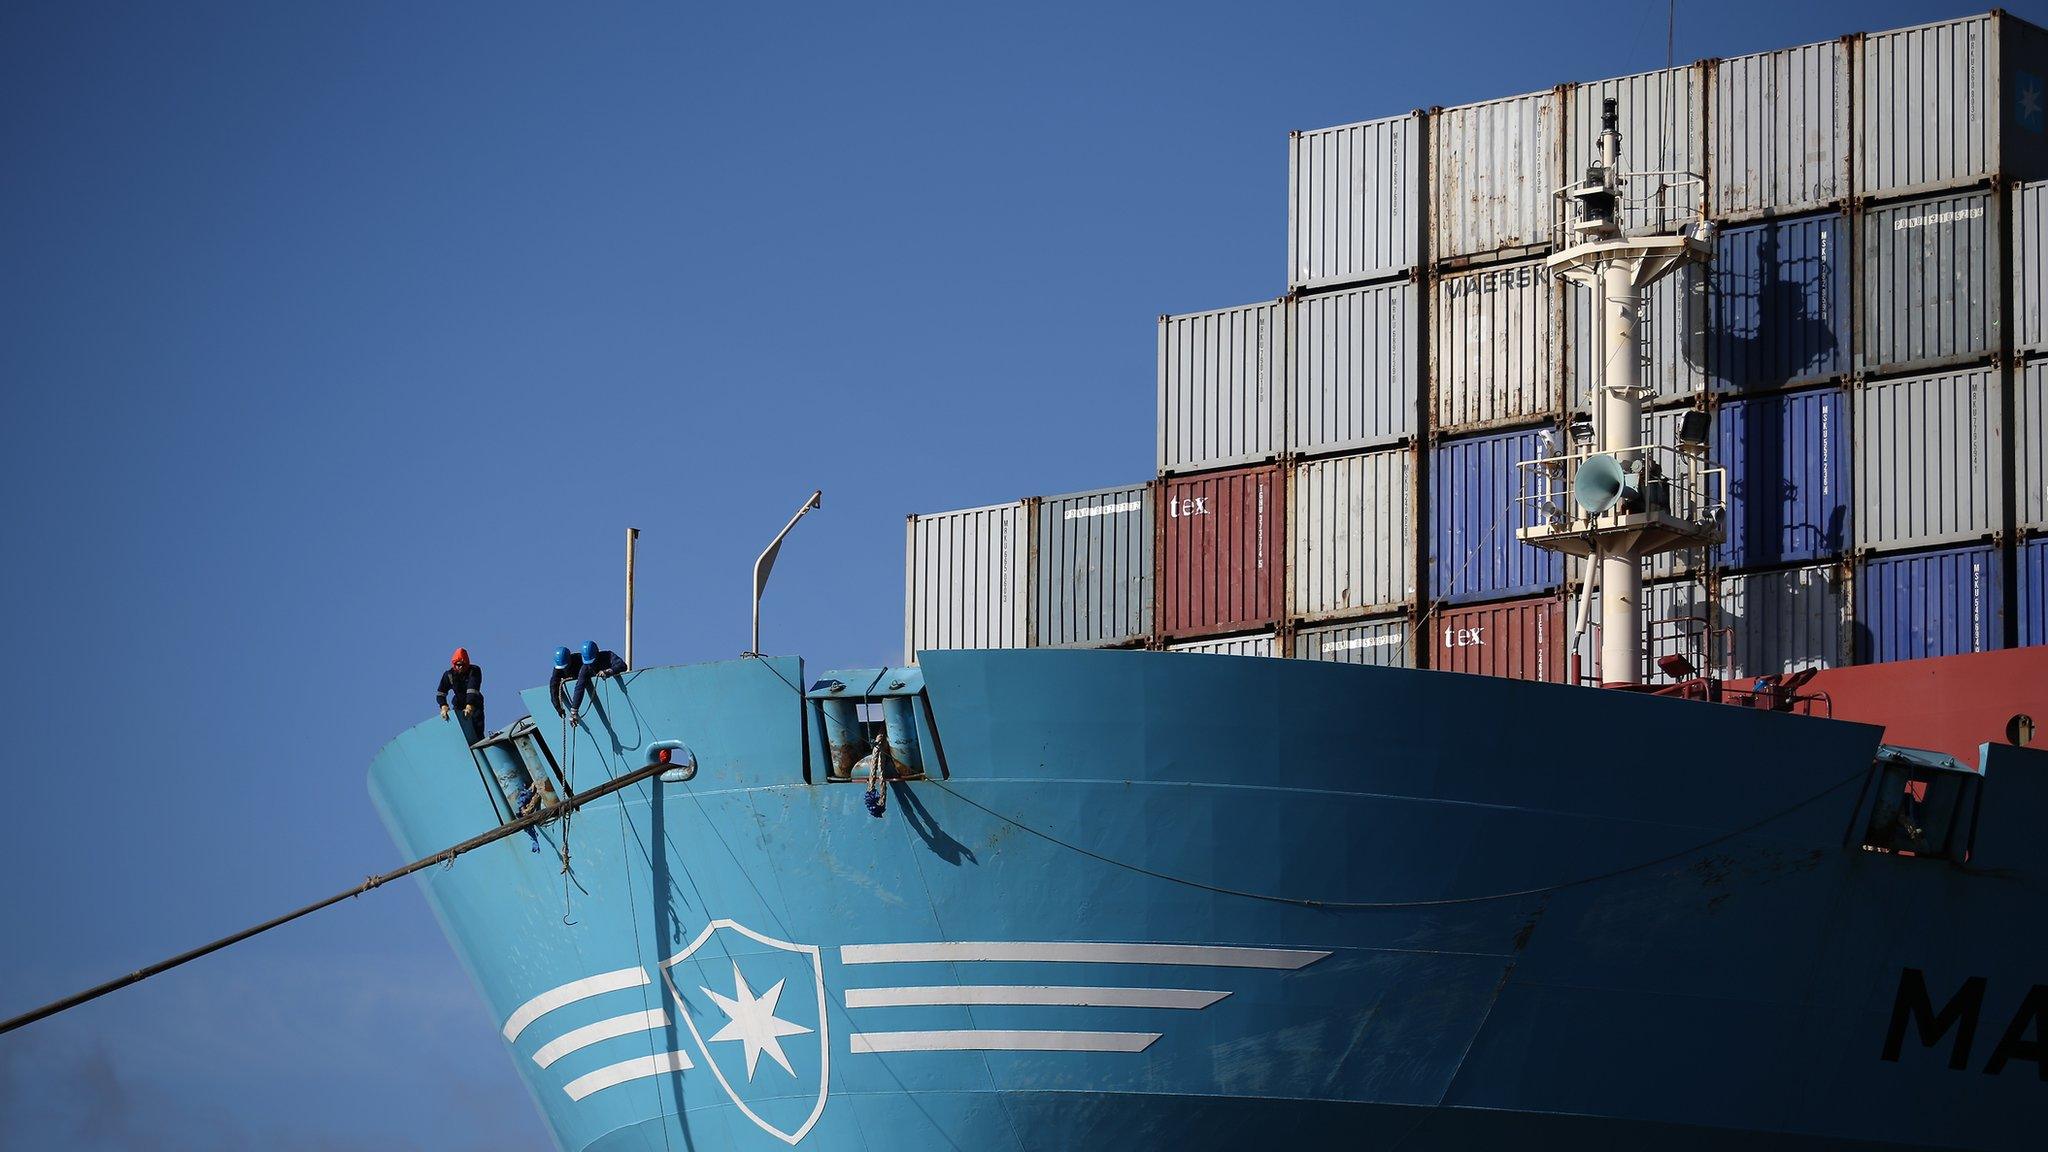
[1568,64,1706,235]
[1289,280,1419,456]
[1430,88,1562,264]
[1289,113,1422,290]
[1708,39,1849,220]
[1432,259,1561,433]
[1853,367,2006,552]
[1168,633,1276,658]
[1289,448,1414,620]
[1158,300,1284,475]
[904,501,1027,664]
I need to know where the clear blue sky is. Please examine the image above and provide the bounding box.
[0,1,2022,1146]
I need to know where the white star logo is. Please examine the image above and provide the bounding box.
[700,961,814,1081]
[2023,79,2044,124]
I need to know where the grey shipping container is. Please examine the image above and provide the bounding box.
[2020,360,2048,532]
[1292,616,1411,667]
[1289,447,1415,620]
[1168,633,1276,658]
[1857,190,2002,374]
[1566,261,1707,410]
[1430,88,1561,265]
[1432,259,1561,433]
[904,501,1027,663]
[1853,366,2005,552]
[1568,64,1706,236]
[1708,39,1849,220]
[1721,563,1851,678]
[1289,113,1422,290]
[1856,12,2048,201]
[2016,181,2048,354]
[1031,483,1153,648]
[1290,280,1419,456]
[1158,299,1284,475]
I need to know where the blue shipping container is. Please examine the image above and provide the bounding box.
[1716,387,1850,570]
[1430,427,1564,604]
[1855,542,2005,663]
[2022,535,2048,649]
[1710,213,1848,393]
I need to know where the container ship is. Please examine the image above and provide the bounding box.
[373,13,2048,1150]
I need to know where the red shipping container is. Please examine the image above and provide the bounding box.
[1432,595,1566,682]
[1159,464,1284,638]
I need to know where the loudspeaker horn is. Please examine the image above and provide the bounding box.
[1573,453,1631,515]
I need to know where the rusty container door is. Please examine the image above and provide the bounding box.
[1432,595,1566,682]
[1432,258,1561,434]
[1289,447,1415,621]
[1158,464,1284,640]
[1429,87,1562,265]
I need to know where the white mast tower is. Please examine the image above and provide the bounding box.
[1518,97,1725,687]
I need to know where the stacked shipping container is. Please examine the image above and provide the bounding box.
[903,10,2046,677]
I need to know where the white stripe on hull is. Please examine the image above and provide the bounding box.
[839,942,1329,969]
[848,1029,1162,1054]
[562,1050,695,1101]
[843,985,1228,1009]
[503,967,651,1042]
[532,1008,670,1068]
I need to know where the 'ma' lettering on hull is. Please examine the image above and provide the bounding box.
[1881,968,2048,1079]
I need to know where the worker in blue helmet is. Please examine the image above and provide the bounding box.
[549,640,628,723]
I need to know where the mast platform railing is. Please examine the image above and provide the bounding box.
[1515,445,1726,560]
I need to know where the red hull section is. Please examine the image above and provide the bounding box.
[1788,647,2047,764]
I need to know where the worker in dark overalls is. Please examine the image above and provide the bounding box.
[550,641,628,725]
[437,648,485,740]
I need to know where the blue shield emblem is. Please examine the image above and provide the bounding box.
[661,919,829,1144]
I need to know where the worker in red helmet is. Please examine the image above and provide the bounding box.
[436,647,485,740]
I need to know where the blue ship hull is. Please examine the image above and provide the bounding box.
[368,651,2048,1151]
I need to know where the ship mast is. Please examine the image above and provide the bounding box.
[1519,98,1723,686]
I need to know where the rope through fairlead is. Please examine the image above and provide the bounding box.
[0,760,671,1038]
